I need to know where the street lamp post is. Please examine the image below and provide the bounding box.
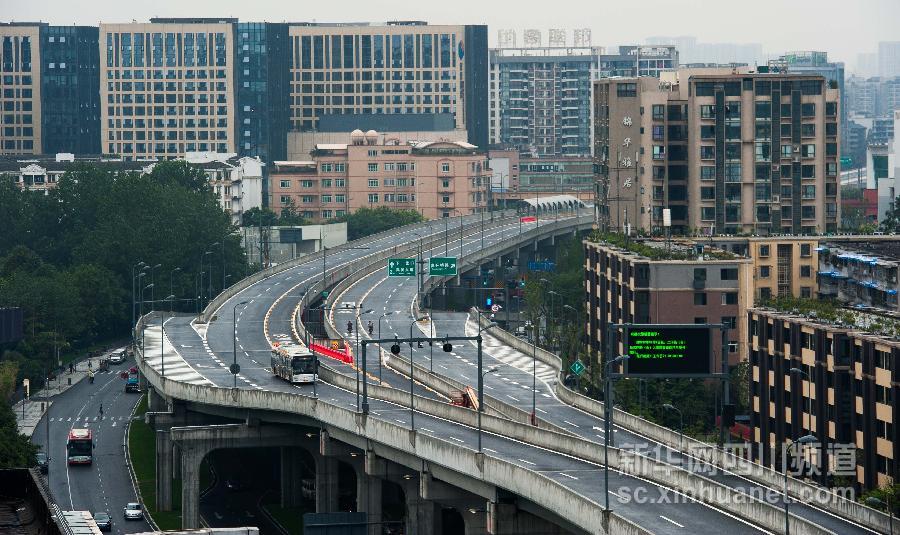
[604,354,629,511]
[377,312,393,382]
[131,261,146,346]
[563,304,578,368]
[150,263,162,311]
[232,300,248,388]
[784,434,817,535]
[865,497,893,535]
[161,295,175,377]
[141,284,154,354]
[476,318,499,453]
[169,267,181,310]
[662,403,684,450]
[355,307,373,411]
[204,251,214,302]
[197,271,206,313]
[479,365,500,451]
[408,316,428,430]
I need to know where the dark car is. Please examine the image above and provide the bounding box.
[94,512,111,531]
[35,452,48,474]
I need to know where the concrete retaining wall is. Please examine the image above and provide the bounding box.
[474,312,895,534]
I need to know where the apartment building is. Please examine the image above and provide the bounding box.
[1,23,42,155]
[488,46,600,157]
[707,237,821,301]
[287,22,488,149]
[584,236,753,368]
[486,149,595,208]
[99,19,238,160]
[818,240,900,311]
[594,69,841,235]
[749,306,899,489]
[270,132,489,220]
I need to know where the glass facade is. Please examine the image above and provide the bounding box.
[236,22,289,164]
[41,25,100,154]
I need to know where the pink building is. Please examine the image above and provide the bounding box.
[271,131,491,221]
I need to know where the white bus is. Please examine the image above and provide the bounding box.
[271,344,317,384]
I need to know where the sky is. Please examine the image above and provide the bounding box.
[6,0,898,72]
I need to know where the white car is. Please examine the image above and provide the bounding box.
[123,502,143,520]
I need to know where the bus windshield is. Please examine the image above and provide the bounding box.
[291,357,316,374]
[67,440,92,456]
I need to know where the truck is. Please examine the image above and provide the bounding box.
[124,367,140,393]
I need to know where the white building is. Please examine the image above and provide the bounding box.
[873,110,900,220]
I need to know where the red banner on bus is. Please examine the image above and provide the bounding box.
[520,216,537,223]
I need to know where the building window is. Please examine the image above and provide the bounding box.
[759,287,772,300]
[722,316,737,329]
[721,268,738,280]
[700,105,716,119]
[693,268,707,282]
[700,166,716,181]
[320,163,333,172]
[800,286,812,298]
[441,162,450,173]
[694,292,707,306]
[616,83,636,97]
[334,163,345,172]
[368,163,378,172]
[801,144,816,158]
[800,243,811,257]
[368,149,378,157]
[700,146,715,160]
[728,342,738,353]
[694,317,707,324]
[368,179,378,187]
[758,245,770,257]
[759,266,770,278]
[652,104,664,120]
[800,265,811,277]
[367,193,379,203]
[279,180,291,188]
[721,292,738,305]
[321,195,332,203]
[279,195,291,204]
[652,145,665,160]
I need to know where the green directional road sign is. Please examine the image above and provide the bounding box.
[429,256,458,276]
[570,359,586,376]
[388,258,416,277]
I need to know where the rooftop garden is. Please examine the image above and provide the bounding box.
[587,230,738,261]
[756,296,900,339]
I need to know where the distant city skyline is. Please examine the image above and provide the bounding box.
[5,0,897,73]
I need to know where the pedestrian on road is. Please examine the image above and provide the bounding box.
[367,321,374,336]
[88,359,92,370]
[69,363,73,374]
[99,403,103,418]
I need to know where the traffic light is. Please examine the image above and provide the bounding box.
[442,340,453,352]
[519,278,526,288]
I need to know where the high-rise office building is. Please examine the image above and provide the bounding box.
[41,25,100,155]
[99,18,238,160]
[0,23,42,155]
[287,22,488,149]
[235,22,290,163]
[594,68,841,235]
[878,41,900,79]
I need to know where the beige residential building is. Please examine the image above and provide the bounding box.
[707,237,821,301]
[0,23,42,155]
[99,19,237,160]
[594,68,841,235]
[270,133,489,220]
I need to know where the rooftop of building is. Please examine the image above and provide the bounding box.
[751,296,900,343]
[818,241,900,267]
[0,153,258,173]
[586,231,743,262]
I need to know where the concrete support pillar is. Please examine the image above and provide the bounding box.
[357,475,382,535]
[315,455,339,513]
[404,481,436,535]
[464,509,489,535]
[147,387,166,412]
[281,447,303,508]
[155,430,173,512]
[180,445,204,529]
[172,443,182,479]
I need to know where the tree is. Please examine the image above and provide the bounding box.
[881,196,900,233]
[336,207,426,240]
[242,206,279,227]
[0,361,37,469]
[277,198,309,226]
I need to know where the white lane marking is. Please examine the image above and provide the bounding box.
[560,472,579,480]
[449,436,465,443]
[506,395,519,401]
[563,420,580,428]
[518,458,536,466]
[659,515,685,528]
[483,448,498,454]
[535,407,547,414]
